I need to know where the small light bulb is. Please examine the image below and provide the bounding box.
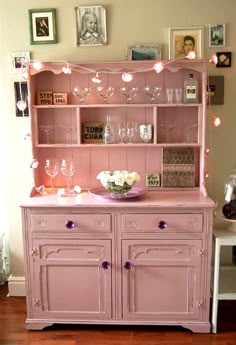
[30,159,39,169]
[186,51,196,60]
[17,100,27,111]
[212,116,221,127]
[92,73,102,83]
[204,171,209,179]
[209,54,218,65]
[121,73,134,82]
[35,185,46,194]
[205,148,210,157]
[32,61,43,70]
[62,65,72,74]
[153,62,164,73]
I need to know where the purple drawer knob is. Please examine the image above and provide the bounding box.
[66,220,75,229]
[101,261,111,269]
[124,261,133,270]
[158,220,167,230]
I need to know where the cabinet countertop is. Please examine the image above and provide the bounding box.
[20,190,215,209]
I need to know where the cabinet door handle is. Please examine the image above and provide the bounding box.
[124,261,133,270]
[101,261,111,269]
[158,220,167,230]
[65,220,75,229]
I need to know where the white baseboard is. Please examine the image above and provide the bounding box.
[8,275,26,296]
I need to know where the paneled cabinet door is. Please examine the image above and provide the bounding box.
[122,239,203,320]
[30,239,112,319]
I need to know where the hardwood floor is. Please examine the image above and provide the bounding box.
[1,283,236,345]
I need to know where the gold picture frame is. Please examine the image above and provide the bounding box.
[169,26,204,60]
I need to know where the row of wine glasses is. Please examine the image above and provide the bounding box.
[39,125,73,144]
[72,86,162,104]
[45,159,74,194]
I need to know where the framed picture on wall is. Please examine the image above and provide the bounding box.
[169,26,204,59]
[216,52,232,68]
[209,24,225,47]
[14,82,29,117]
[126,43,161,61]
[28,8,57,44]
[75,6,107,46]
[10,51,30,73]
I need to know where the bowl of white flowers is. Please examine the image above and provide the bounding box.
[96,170,141,198]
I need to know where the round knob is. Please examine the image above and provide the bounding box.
[158,220,167,230]
[124,261,133,270]
[101,261,111,269]
[66,220,75,229]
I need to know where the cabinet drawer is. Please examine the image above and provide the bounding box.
[31,213,111,233]
[121,213,203,233]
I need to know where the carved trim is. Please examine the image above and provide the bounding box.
[124,216,138,230]
[33,216,48,230]
[40,245,105,260]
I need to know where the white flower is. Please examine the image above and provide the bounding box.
[97,170,140,186]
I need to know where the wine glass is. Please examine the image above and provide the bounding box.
[45,159,59,193]
[73,87,90,103]
[40,125,54,144]
[61,159,74,194]
[96,86,114,103]
[144,86,162,103]
[120,86,138,104]
[60,125,72,144]
[160,123,177,142]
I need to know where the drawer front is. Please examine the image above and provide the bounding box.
[31,213,111,233]
[121,213,203,233]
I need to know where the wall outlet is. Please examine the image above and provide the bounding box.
[146,173,161,187]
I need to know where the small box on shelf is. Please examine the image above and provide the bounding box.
[37,91,53,105]
[53,93,68,105]
[82,122,104,143]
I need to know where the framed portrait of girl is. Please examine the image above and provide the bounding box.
[75,6,107,46]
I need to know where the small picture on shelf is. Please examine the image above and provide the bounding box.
[146,173,161,187]
[82,122,104,143]
[126,43,161,61]
[14,82,29,117]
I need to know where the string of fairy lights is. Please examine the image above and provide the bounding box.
[19,51,221,195]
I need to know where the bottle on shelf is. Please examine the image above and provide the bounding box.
[183,73,198,103]
[103,115,115,144]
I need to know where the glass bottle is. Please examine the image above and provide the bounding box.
[103,115,115,144]
[183,73,198,103]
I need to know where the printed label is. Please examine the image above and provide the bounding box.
[186,86,197,99]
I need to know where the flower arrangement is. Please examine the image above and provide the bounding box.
[97,170,141,198]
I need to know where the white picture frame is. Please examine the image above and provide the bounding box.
[75,6,107,46]
[169,26,204,60]
[209,24,225,47]
[10,51,30,73]
[126,43,162,61]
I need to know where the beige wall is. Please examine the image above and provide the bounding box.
[1,0,236,278]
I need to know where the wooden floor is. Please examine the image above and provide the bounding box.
[1,283,236,345]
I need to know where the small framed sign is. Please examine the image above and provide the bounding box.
[82,122,104,143]
[37,91,53,105]
[146,173,161,187]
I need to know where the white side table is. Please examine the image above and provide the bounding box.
[212,226,236,333]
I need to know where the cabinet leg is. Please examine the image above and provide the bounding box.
[212,239,220,333]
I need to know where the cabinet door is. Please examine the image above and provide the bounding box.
[31,239,112,319]
[122,239,202,320]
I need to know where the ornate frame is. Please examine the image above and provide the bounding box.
[126,43,161,61]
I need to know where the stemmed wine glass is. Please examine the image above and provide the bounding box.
[45,159,59,193]
[60,125,72,144]
[61,159,74,194]
[73,87,90,103]
[160,123,177,142]
[96,86,114,103]
[40,125,54,144]
[120,86,138,104]
[144,86,162,103]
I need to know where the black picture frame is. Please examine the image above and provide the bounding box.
[207,76,224,105]
[216,52,232,68]
[14,82,29,117]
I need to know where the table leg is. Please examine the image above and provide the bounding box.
[212,238,220,333]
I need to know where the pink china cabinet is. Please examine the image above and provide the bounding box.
[20,60,215,332]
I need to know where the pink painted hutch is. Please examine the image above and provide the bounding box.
[21,60,215,332]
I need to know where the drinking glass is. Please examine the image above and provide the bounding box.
[45,159,59,192]
[127,121,138,143]
[96,86,114,103]
[40,125,53,144]
[120,86,138,104]
[61,159,74,194]
[60,125,72,144]
[175,88,183,103]
[73,87,90,103]
[117,122,127,144]
[144,86,162,103]
[161,123,177,142]
[166,88,174,103]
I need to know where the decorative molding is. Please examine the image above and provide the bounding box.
[8,275,26,296]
